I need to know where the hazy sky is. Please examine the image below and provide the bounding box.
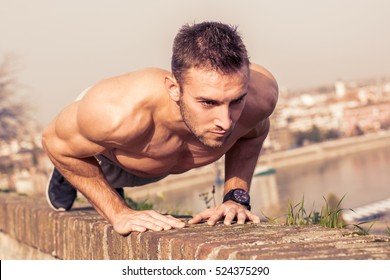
[1,0,390,126]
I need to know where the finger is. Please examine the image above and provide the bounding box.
[164,216,186,229]
[188,208,214,224]
[188,215,201,225]
[138,219,164,231]
[129,212,172,231]
[246,210,261,223]
[121,217,160,232]
[188,213,207,225]
[128,224,147,233]
[114,223,147,235]
[207,209,224,226]
[236,210,247,225]
[223,208,237,225]
[148,211,185,228]
[145,217,173,231]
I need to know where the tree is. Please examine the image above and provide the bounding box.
[0,54,31,142]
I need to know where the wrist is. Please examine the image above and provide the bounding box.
[104,199,135,225]
[223,188,251,210]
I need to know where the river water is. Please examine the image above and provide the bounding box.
[255,145,390,235]
[266,145,390,214]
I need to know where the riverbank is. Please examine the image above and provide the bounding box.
[259,130,390,169]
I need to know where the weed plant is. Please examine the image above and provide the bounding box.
[199,185,216,209]
[351,221,375,236]
[286,196,315,226]
[319,194,348,229]
[279,194,375,235]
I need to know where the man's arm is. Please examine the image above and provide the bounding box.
[224,119,269,193]
[42,88,184,235]
[188,119,270,226]
[188,63,278,226]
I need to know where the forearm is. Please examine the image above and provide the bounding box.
[189,135,264,226]
[224,135,264,194]
[44,147,130,224]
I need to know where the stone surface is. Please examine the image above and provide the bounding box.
[1,192,390,260]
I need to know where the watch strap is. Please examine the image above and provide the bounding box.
[223,188,251,210]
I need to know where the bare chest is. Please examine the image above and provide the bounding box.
[103,137,230,177]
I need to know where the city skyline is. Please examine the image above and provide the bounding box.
[1,0,390,126]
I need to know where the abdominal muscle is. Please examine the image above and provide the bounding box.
[100,141,228,178]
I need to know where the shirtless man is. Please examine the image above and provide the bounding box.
[42,21,278,236]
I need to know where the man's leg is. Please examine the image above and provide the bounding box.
[45,168,77,211]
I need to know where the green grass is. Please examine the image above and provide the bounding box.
[124,195,193,216]
[285,195,329,227]
[0,189,15,193]
[318,194,348,229]
[351,221,375,236]
[285,194,348,229]
[261,210,282,224]
[124,196,154,210]
[276,194,376,235]
[286,195,314,226]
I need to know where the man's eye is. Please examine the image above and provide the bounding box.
[232,97,244,105]
[202,100,216,106]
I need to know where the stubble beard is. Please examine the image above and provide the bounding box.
[179,99,229,149]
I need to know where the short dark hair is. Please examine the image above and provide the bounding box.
[171,21,250,87]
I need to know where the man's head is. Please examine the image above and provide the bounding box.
[167,22,250,148]
[171,21,250,88]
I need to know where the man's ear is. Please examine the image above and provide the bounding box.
[165,75,181,102]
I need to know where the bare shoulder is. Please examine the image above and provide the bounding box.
[238,64,278,139]
[248,63,279,117]
[76,68,168,146]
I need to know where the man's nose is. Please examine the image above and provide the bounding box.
[214,106,232,131]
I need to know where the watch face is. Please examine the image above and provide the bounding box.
[233,189,249,203]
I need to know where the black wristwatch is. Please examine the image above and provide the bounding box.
[223,188,251,210]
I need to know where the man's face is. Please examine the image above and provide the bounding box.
[178,67,249,148]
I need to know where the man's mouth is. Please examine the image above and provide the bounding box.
[211,131,227,136]
[210,130,233,140]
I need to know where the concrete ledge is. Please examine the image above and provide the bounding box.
[1,192,390,260]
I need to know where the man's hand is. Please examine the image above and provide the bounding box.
[112,209,186,235]
[188,200,260,226]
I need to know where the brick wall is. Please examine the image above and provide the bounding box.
[1,192,389,260]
